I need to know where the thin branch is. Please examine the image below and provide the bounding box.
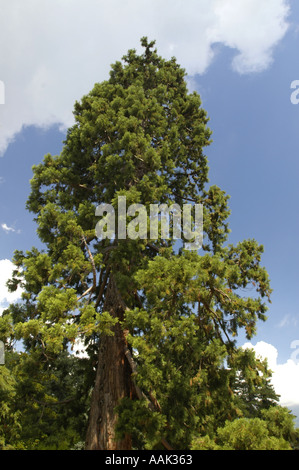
[161,439,173,451]
[146,242,160,253]
[32,397,75,406]
[95,266,111,309]
[133,154,144,162]
[148,390,162,413]
[172,193,198,203]
[77,234,97,303]
[212,287,232,303]
[82,234,97,291]
[77,285,94,302]
[134,291,143,309]
[78,184,93,191]
[201,299,228,346]
[69,182,95,193]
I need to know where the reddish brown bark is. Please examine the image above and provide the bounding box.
[85,276,134,450]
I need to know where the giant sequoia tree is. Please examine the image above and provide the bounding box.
[2,38,280,450]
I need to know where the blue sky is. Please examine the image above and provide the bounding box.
[198,38,299,412]
[0,0,299,417]
[198,31,299,359]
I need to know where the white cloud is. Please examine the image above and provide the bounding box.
[207,0,290,74]
[242,341,299,408]
[1,223,20,234]
[0,259,23,315]
[0,0,290,154]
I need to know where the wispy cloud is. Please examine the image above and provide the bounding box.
[1,223,21,234]
[278,314,299,328]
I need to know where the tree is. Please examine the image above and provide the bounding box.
[0,361,22,450]
[2,38,280,450]
[0,337,88,450]
[191,407,299,450]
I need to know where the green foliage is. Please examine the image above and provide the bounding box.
[115,398,167,450]
[0,350,90,450]
[0,363,22,450]
[192,407,299,450]
[118,249,278,448]
[261,406,299,447]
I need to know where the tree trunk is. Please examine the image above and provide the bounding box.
[85,276,134,450]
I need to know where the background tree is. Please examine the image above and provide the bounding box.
[1,38,294,450]
[0,360,21,450]
[191,407,299,450]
